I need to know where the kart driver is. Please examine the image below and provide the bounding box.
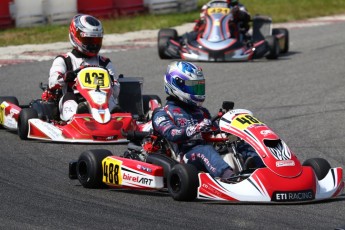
[152,61,262,182]
[194,0,251,41]
[48,14,120,122]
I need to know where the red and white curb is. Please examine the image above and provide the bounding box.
[0,14,345,67]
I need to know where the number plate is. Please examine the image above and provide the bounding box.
[231,114,263,130]
[78,67,110,89]
[207,7,230,15]
[102,157,122,185]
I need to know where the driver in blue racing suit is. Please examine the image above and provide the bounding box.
[152,61,261,181]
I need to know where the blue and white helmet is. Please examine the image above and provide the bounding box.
[164,61,205,107]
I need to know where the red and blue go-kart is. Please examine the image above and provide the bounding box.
[158,0,289,62]
[69,101,344,202]
[0,66,161,143]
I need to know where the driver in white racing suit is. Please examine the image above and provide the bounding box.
[48,14,120,122]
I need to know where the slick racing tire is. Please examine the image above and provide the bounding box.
[0,96,19,106]
[158,28,178,59]
[272,28,289,53]
[265,35,280,60]
[77,149,113,189]
[168,164,199,201]
[18,108,38,140]
[303,158,331,180]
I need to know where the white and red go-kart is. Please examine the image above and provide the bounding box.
[0,66,160,143]
[69,102,344,202]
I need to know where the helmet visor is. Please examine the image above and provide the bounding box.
[79,36,103,46]
[174,78,205,95]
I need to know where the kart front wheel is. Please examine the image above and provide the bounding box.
[303,158,331,180]
[77,149,113,189]
[273,28,289,53]
[0,96,19,106]
[265,35,280,60]
[168,164,199,201]
[18,108,38,140]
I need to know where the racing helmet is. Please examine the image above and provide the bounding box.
[69,14,103,57]
[164,61,205,107]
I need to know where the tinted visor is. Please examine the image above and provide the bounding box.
[79,37,102,46]
[174,78,205,95]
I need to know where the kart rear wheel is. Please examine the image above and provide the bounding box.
[265,35,280,60]
[303,158,331,180]
[18,108,38,140]
[77,149,113,189]
[273,28,289,53]
[168,164,199,201]
[158,28,178,59]
[0,96,19,106]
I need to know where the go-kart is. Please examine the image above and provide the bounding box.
[158,0,289,61]
[0,66,161,143]
[69,101,344,202]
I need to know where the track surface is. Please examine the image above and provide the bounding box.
[1,22,345,230]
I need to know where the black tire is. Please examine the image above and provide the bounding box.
[303,158,331,180]
[142,94,162,117]
[273,28,289,53]
[265,35,280,60]
[146,153,178,180]
[76,149,113,189]
[158,28,178,59]
[0,96,19,106]
[168,164,199,201]
[18,108,38,140]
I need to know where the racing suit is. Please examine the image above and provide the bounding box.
[49,49,120,121]
[152,97,232,178]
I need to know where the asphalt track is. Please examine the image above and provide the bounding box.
[1,22,345,230]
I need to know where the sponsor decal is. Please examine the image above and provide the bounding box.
[123,173,153,185]
[93,135,118,141]
[176,117,188,127]
[137,164,152,173]
[154,116,165,126]
[186,125,197,137]
[171,129,182,136]
[260,129,274,136]
[272,190,314,202]
[276,160,295,167]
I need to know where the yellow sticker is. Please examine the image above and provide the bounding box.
[207,7,230,15]
[231,114,262,130]
[102,157,122,185]
[78,68,110,89]
[0,103,5,125]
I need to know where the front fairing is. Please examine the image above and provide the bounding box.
[75,67,112,123]
[219,109,302,177]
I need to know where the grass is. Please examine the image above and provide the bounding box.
[0,0,345,47]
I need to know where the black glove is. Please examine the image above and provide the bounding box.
[63,71,77,82]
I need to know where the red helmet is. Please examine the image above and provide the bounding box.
[69,14,103,57]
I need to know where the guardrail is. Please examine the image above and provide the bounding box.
[1,0,198,28]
